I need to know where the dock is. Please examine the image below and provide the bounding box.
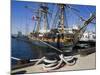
[11,52,96,74]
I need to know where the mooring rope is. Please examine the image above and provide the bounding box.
[34,54,77,71]
[11,54,77,71]
[37,39,63,53]
[35,56,46,65]
[43,55,63,71]
[11,57,21,61]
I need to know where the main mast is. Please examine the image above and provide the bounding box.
[58,4,66,33]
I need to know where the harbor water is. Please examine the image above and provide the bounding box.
[11,37,95,65]
[11,37,58,65]
[11,38,43,65]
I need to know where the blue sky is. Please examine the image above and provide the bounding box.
[11,0,96,35]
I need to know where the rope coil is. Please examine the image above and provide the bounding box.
[35,54,77,71]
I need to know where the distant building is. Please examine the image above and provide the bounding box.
[80,31,96,41]
[17,31,23,37]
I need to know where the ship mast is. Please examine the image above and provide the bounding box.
[36,9,41,33]
[58,4,66,33]
[40,3,49,33]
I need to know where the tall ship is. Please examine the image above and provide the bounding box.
[11,2,96,74]
[27,4,96,53]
